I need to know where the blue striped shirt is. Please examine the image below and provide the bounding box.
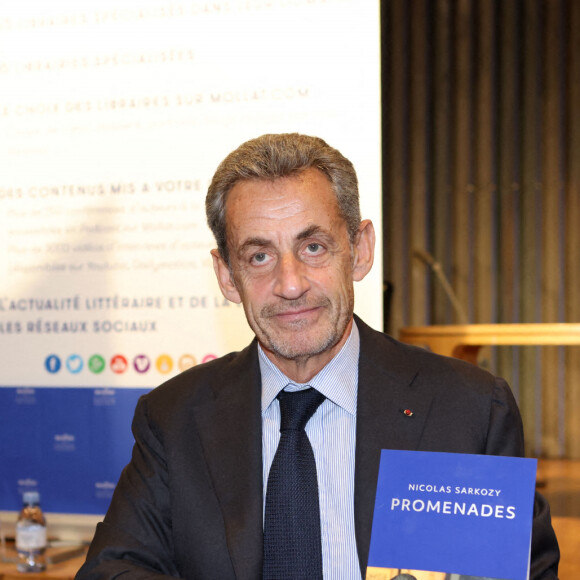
[260,321,362,580]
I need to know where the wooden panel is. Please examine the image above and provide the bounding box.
[452,0,475,323]
[519,0,543,455]
[496,0,521,392]
[541,0,565,457]
[565,0,580,458]
[385,0,410,333]
[497,0,520,324]
[409,0,430,326]
[474,0,497,327]
[431,0,454,325]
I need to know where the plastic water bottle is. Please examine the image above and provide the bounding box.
[15,491,47,572]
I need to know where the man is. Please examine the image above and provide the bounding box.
[77,134,559,579]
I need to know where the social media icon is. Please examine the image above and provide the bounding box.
[178,354,197,371]
[156,354,173,374]
[66,354,84,374]
[111,355,128,374]
[45,354,61,374]
[133,354,151,374]
[88,355,106,374]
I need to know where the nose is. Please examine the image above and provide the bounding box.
[273,253,309,300]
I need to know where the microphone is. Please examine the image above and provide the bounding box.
[413,249,468,324]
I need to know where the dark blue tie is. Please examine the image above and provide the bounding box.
[263,387,326,580]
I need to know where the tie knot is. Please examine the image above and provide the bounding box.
[278,388,325,431]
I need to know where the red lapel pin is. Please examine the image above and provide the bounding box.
[400,408,414,417]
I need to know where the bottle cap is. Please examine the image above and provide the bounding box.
[22,491,40,505]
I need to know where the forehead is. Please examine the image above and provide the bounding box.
[224,168,344,239]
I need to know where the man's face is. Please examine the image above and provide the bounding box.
[212,168,374,377]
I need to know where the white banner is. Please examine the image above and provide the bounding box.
[0,0,382,521]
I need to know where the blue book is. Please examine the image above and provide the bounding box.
[367,450,537,580]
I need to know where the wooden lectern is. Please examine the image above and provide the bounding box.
[399,323,580,364]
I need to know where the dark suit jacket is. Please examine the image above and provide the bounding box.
[76,316,559,579]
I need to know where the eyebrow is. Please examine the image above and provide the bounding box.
[296,225,324,241]
[237,225,327,256]
[237,237,272,256]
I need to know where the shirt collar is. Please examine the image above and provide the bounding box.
[259,320,360,416]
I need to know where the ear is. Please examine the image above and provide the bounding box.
[352,219,375,282]
[211,249,242,304]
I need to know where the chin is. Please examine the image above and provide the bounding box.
[267,332,339,361]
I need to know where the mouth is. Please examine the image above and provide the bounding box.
[274,306,320,322]
[262,300,328,324]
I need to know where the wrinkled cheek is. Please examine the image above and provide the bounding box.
[244,307,261,332]
[336,287,354,314]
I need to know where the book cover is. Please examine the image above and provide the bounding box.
[366,450,537,580]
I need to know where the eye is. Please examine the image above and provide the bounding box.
[305,242,323,254]
[250,251,270,265]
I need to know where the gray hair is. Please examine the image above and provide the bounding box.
[205,133,361,264]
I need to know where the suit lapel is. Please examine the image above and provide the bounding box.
[190,342,263,580]
[353,317,433,574]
